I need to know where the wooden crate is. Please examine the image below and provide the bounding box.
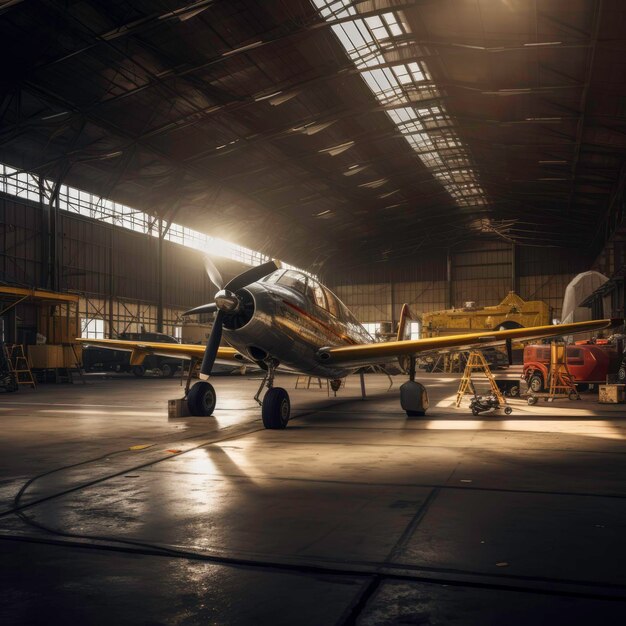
[28,345,63,369]
[168,398,191,418]
[63,344,83,368]
[598,384,626,404]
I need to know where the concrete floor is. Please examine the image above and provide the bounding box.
[1,371,625,625]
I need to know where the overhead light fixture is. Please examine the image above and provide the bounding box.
[319,141,354,156]
[222,40,263,57]
[359,178,388,189]
[523,41,562,47]
[292,120,336,135]
[343,165,368,176]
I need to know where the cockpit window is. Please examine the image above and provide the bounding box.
[322,286,340,318]
[309,278,327,310]
[277,270,308,294]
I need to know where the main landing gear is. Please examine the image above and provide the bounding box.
[399,356,429,417]
[255,360,290,429]
[183,357,290,428]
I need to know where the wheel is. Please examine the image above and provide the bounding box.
[508,385,520,398]
[504,406,513,415]
[132,365,145,377]
[161,363,176,378]
[529,374,543,393]
[568,391,579,400]
[187,381,216,416]
[407,410,426,417]
[527,396,538,406]
[262,387,290,429]
[471,408,479,416]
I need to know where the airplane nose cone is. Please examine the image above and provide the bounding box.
[215,289,240,313]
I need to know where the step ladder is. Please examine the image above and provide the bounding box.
[1,343,18,392]
[8,344,36,389]
[455,350,504,407]
[547,343,578,400]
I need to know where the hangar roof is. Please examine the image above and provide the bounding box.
[1,0,625,271]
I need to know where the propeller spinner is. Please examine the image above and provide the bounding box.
[183,258,281,378]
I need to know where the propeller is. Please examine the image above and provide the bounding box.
[183,258,281,378]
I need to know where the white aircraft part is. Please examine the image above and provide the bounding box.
[561,271,609,324]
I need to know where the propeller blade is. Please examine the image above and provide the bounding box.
[200,310,224,377]
[203,255,224,290]
[224,259,281,292]
[181,302,217,317]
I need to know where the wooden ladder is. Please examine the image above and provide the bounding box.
[9,344,36,389]
[548,343,578,400]
[455,350,504,407]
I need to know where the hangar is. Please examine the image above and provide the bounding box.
[1,0,626,623]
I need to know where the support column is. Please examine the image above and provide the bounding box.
[446,248,453,309]
[511,243,519,294]
[108,229,115,338]
[156,217,164,333]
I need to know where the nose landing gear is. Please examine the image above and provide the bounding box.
[254,358,291,429]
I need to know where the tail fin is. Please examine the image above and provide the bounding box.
[397,303,414,341]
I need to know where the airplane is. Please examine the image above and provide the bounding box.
[78,259,619,429]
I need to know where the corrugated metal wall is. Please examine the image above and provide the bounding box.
[1,194,248,336]
[327,242,588,324]
[2,193,592,332]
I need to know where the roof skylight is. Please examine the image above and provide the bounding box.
[312,0,487,208]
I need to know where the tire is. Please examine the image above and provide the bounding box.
[504,406,513,415]
[618,367,626,382]
[262,387,290,429]
[161,363,176,378]
[527,396,538,406]
[407,410,426,417]
[187,381,216,416]
[508,385,520,398]
[529,374,543,393]
[132,365,145,377]
[568,391,579,401]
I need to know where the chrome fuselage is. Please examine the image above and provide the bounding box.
[223,280,372,379]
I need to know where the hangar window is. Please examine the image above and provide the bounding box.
[362,323,381,338]
[81,318,105,339]
[312,0,488,209]
[409,321,421,340]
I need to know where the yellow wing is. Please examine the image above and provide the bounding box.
[75,338,245,366]
[318,319,618,366]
